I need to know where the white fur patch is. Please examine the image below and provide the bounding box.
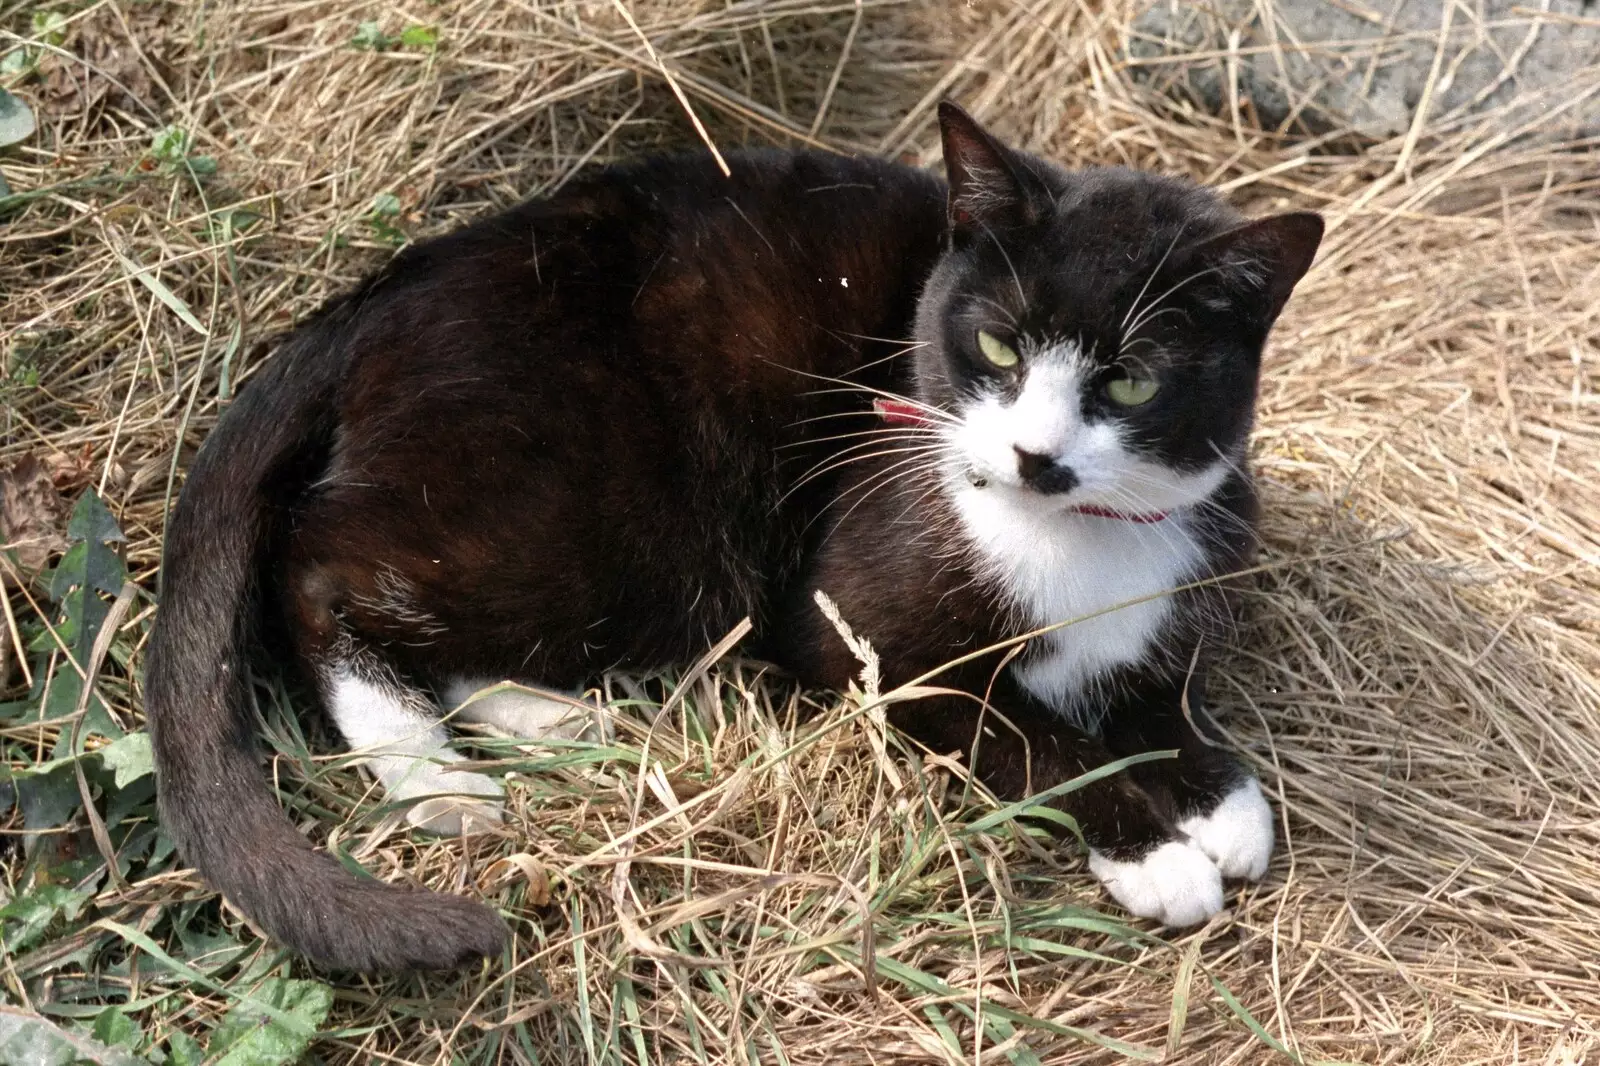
[946,339,1230,718]
[324,667,504,835]
[1178,777,1274,880]
[951,484,1208,715]
[442,678,600,741]
[1088,840,1224,927]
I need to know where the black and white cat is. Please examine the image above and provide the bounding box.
[145,103,1321,971]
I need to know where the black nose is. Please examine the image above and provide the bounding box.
[1014,447,1078,494]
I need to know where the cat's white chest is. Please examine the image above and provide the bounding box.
[950,484,1205,719]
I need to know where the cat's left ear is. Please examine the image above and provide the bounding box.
[937,101,1052,234]
[1186,212,1324,325]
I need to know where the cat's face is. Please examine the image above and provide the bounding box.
[914,105,1322,518]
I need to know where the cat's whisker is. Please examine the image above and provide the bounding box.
[1100,469,1256,542]
[787,437,950,480]
[826,448,954,506]
[969,293,1020,328]
[776,426,946,451]
[1120,302,1196,348]
[779,443,955,509]
[822,329,932,348]
[1113,348,1161,380]
[784,408,887,430]
[787,439,952,488]
[811,335,931,375]
[976,220,1027,308]
[790,380,962,428]
[788,426,952,464]
[1123,264,1228,341]
[804,460,940,538]
[1120,227,1187,333]
[819,456,949,539]
[783,400,958,433]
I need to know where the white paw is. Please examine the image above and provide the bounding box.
[382,761,505,836]
[406,792,505,836]
[1088,840,1224,927]
[1177,778,1274,880]
[445,679,600,741]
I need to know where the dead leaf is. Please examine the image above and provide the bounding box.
[44,442,95,494]
[39,10,166,120]
[0,454,70,582]
[483,853,553,906]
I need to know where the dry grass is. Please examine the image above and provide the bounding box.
[3,0,1600,1063]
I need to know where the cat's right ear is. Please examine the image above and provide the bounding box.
[937,101,1050,234]
[1184,212,1324,327]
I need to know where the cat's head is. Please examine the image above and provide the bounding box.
[912,103,1322,518]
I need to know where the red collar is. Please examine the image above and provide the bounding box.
[1063,503,1171,524]
[871,398,1171,524]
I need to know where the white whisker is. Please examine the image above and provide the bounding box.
[1120,227,1187,333]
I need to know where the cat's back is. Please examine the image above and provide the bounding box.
[354,149,944,333]
[325,149,945,424]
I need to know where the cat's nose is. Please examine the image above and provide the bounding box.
[1013,447,1078,494]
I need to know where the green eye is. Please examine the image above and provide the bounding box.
[1107,376,1160,406]
[977,330,1019,369]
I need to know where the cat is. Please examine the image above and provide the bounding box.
[145,102,1322,972]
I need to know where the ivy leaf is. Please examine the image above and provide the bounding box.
[367,193,406,245]
[0,89,35,147]
[162,1030,205,1066]
[14,762,80,833]
[0,50,31,79]
[148,125,190,165]
[99,732,154,789]
[90,1007,143,1053]
[0,1006,144,1066]
[0,881,95,953]
[209,979,334,1066]
[31,10,67,45]
[41,669,122,754]
[49,491,127,675]
[350,21,390,50]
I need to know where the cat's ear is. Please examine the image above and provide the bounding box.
[1185,212,1324,325]
[937,101,1051,233]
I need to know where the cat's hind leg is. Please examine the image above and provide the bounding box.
[315,645,505,836]
[440,678,601,742]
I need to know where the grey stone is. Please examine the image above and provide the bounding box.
[1129,1,1600,142]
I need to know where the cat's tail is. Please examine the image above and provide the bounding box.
[144,305,508,971]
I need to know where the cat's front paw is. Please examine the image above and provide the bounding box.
[1088,841,1223,927]
[1177,777,1274,880]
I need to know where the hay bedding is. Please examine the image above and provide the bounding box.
[2,0,1598,1062]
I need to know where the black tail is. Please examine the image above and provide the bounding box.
[145,307,508,971]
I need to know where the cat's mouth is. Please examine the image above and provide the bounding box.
[955,455,1182,521]
[959,468,1178,524]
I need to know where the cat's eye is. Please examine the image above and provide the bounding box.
[976,330,1019,369]
[1106,376,1160,406]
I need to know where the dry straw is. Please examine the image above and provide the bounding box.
[3,0,1598,1062]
